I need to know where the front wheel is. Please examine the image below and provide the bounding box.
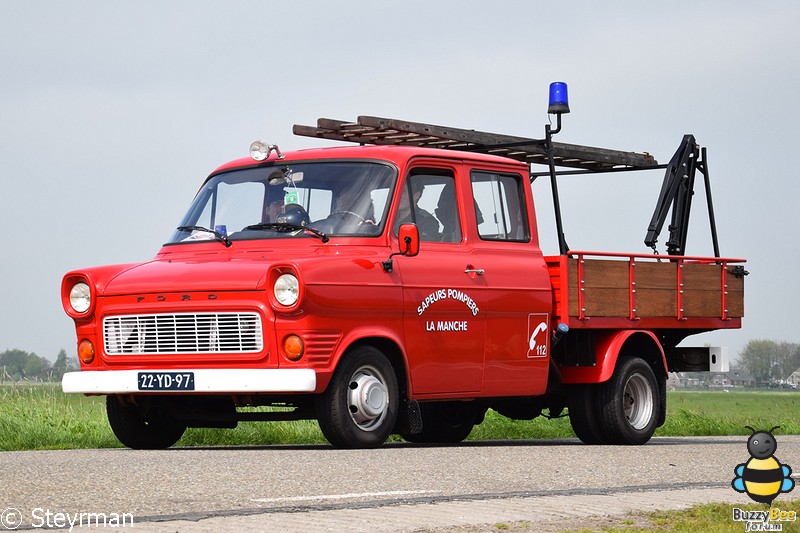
[598,357,661,445]
[316,346,399,449]
[106,396,186,450]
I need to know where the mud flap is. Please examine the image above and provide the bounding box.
[657,376,667,427]
[396,399,423,434]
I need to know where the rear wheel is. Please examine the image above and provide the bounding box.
[316,346,399,449]
[106,396,186,450]
[567,384,608,444]
[402,402,483,444]
[598,357,661,445]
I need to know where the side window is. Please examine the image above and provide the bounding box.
[395,170,461,243]
[470,171,530,241]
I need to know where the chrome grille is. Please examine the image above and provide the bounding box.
[103,313,263,355]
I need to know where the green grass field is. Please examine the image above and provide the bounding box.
[484,500,800,533]
[2,384,798,451]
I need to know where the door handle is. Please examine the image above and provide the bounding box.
[464,267,485,275]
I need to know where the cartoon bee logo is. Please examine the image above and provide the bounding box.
[731,426,795,505]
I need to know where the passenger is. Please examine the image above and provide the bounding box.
[396,185,439,240]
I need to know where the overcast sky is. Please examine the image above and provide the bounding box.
[1,1,798,364]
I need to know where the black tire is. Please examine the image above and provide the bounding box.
[656,374,667,428]
[316,346,399,449]
[597,357,661,445]
[567,384,608,445]
[401,402,482,444]
[106,396,186,450]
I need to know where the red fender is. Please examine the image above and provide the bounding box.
[311,327,408,394]
[559,330,667,385]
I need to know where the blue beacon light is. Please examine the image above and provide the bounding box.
[548,82,570,115]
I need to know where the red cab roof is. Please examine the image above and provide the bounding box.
[210,144,530,175]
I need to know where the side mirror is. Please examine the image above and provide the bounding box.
[398,223,420,257]
[382,223,420,272]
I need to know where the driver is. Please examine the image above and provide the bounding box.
[264,184,286,223]
[265,198,285,222]
[329,190,376,225]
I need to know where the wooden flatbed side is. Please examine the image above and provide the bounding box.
[546,251,745,331]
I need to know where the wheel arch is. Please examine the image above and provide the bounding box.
[618,331,668,381]
[313,327,409,394]
[561,330,667,385]
[324,335,409,399]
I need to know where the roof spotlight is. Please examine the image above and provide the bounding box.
[250,140,284,161]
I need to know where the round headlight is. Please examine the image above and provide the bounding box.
[69,282,91,313]
[274,274,299,306]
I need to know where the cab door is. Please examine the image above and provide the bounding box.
[394,164,486,395]
[470,169,552,397]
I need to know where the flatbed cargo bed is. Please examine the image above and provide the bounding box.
[546,251,745,330]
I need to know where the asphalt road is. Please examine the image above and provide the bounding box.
[2,436,799,532]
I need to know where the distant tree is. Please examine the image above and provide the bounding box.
[779,342,800,378]
[51,348,77,380]
[24,354,51,380]
[737,340,800,384]
[0,349,57,381]
[1,349,31,380]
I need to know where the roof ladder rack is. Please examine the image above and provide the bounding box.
[293,115,658,171]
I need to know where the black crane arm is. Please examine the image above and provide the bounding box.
[645,134,715,256]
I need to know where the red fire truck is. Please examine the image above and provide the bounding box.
[61,84,746,449]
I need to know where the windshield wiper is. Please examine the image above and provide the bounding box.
[243,222,329,243]
[177,226,232,247]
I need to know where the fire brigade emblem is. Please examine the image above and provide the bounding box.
[731,426,795,505]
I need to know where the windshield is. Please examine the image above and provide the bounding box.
[169,161,396,244]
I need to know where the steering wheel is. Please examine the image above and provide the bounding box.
[328,210,366,224]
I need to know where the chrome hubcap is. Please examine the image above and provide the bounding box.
[347,366,388,431]
[623,373,654,430]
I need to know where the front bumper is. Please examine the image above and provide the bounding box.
[62,368,317,394]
